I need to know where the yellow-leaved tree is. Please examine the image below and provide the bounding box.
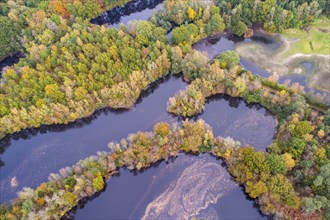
[187,7,197,20]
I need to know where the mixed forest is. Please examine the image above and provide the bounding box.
[0,0,329,219]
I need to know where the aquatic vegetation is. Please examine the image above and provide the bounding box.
[142,158,237,219]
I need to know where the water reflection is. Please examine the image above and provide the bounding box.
[193,34,237,59]
[193,31,281,60]
[91,0,164,28]
[71,154,267,220]
[0,75,184,202]
[199,95,276,150]
[193,31,329,96]
[0,74,276,203]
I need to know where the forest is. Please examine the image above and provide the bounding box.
[0,0,329,219]
[0,0,328,138]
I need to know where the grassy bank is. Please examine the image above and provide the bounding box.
[282,16,330,57]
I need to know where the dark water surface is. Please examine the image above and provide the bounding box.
[0,75,183,202]
[0,75,276,205]
[72,154,267,220]
[193,32,282,61]
[1,1,277,218]
[91,0,163,28]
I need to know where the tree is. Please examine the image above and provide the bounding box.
[324,109,330,126]
[217,50,240,69]
[171,25,190,44]
[0,16,20,58]
[187,7,197,20]
[268,174,300,208]
[282,153,295,170]
[246,180,268,198]
[207,13,225,34]
[232,21,248,36]
[313,164,330,196]
[154,122,170,137]
[74,87,88,101]
[92,172,104,192]
[181,50,208,81]
[303,196,328,213]
[45,84,65,103]
[266,153,287,174]
[135,21,154,45]
[287,137,307,159]
[171,46,183,74]
[289,121,314,136]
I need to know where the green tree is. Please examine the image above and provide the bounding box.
[0,16,20,58]
[303,196,328,213]
[217,50,240,69]
[287,137,307,159]
[268,174,300,207]
[313,164,330,196]
[232,21,248,36]
[74,87,88,101]
[135,21,154,45]
[171,24,198,44]
[266,153,287,174]
[171,25,189,44]
[206,13,225,34]
[246,180,268,198]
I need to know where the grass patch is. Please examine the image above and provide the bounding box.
[282,16,330,56]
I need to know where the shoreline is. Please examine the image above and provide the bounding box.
[234,30,330,93]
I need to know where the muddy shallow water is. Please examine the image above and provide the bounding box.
[193,31,330,95]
